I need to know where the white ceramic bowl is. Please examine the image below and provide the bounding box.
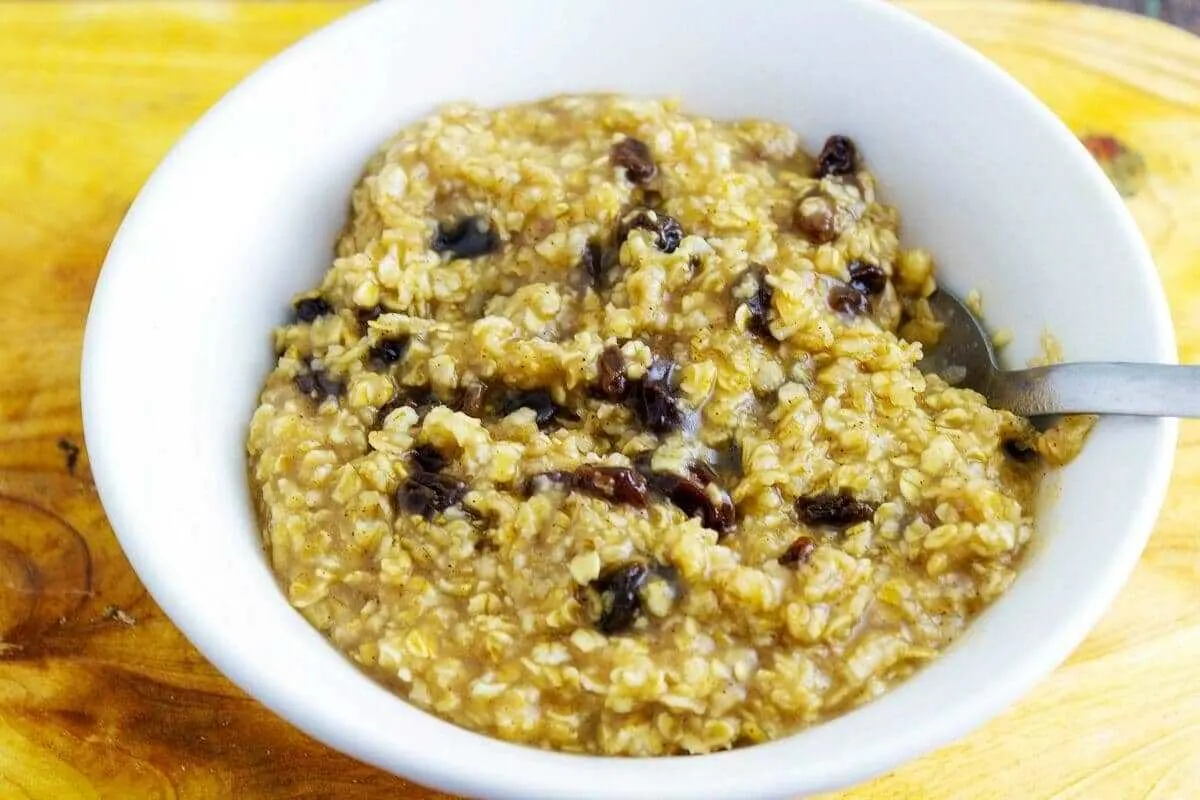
[82,1,1177,797]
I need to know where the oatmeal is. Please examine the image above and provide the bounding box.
[247,96,1083,755]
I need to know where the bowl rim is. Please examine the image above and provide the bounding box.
[81,1,1179,798]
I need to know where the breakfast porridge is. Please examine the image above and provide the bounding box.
[247,95,1087,755]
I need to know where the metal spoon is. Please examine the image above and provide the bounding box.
[915,290,1200,417]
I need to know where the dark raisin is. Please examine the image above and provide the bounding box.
[651,470,735,536]
[743,265,775,339]
[572,465,650,507]
[610,137,658,184]
[294,362,343,403]
[795,196,839,244]
[293,297,333,323]
[356,305,384,327]
[397,471,467,518]
[622,209,683,254]
[500,390,561,429]
[634,383,685,435]
[314,372,343,398]
[294,372,317,395]
[828,284,869,316]
[368,336,409,367]
[631,358,685,433]
[576,239,604,289]
[588,562,650,634]
[596,346,629,401]
[458,382,488,417]
[431,216,498,259]
[410,444,447,473]
[816,135,859,178]
[848,261,887,295]
[1003,438,1039,463]
[779,536,817,566]
[796,493,877,527]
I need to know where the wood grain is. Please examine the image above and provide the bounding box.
[0,3,1197,798]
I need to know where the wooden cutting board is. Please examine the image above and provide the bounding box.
[2,2,1198,797]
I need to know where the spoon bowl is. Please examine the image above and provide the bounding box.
[916,290,1000,392]
[918,290,1199,418]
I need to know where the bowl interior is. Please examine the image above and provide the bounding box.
[82,1,1176,798]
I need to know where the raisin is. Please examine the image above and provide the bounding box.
[828,284,869,316]
[410,444,447,473]
[816,135,859,178]
[572,465,650,507]
[458,382,488,417]
[610,137,658,184]
[577,240,606,288]
[294,362,343,403]
[622,209,683,254]
[356,305,384,327]
[652,470,735,536]
[631,358,685,433]
[368,336,409,367]
[596,346,629,401]
[848,261,887,295]
[315,372,344,398]
[743,265,775,339]
[1003,438,1039,463]
[795,195,840,244]
[796,493,876,527]
[293,297,333,323]
[588,562,650,634]
[397,471,467,518]
[432,216,498,259]
[779,536,817,566]
[294,372,316,395]
[500,390,561,429]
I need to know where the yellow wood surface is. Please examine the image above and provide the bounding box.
[1,2,1198,797]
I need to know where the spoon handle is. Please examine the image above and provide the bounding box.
[990,362,1200,417]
